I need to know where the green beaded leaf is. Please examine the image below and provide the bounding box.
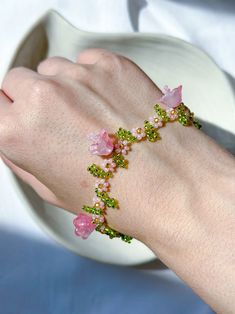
[104,226,120,239]
[176,103,191,126]
[82,205,103,216]
[116,127,137,143]
[176,103,189,114]
[105,227,132,243]
[87,163,113,179]
[121,234,133,243]
[176,103,202,129]
[95,189,119,208]
[178,114,191,126]
[193,120,202,129]
[144,120,161,142]
[154,104,169,122]
[95,222,133,243]
[112,153,128,168]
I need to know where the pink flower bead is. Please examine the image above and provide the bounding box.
[95,179,110,192]
[115,140,130,155]
[166,108,178,121]
[92,196,105,209]
[131,127,146,141]
[73,213,96,239]
[159,85,182,109]
[92,214,105,224]
[101,159,116,173]
[148,115,163,128]
[99,225,106,233]
[88,129,114,156]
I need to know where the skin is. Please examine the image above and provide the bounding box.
[0,48,234,314]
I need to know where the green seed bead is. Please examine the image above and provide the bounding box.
[96,222,132,242]
[176,103,187,114]
[95,223,104,231]
[105,198,118,208]
[112,153,128,168]
[95,189,119,209]
[154,104,169,122]
[82,205,103,215]
[116,128,137,142]
[121,234,133,243]
[87,163,113,179]
[144,120,161,142]
[193,120,202,129]
[178,114,190,126]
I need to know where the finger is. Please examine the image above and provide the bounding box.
[37,56,76,76]
[1,154,63,207]
[0,90,13,113]
[76,48,118,64]
[37,56,93,82]
[1,67,41,100]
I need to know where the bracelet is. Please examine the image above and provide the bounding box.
[73,85,201,244]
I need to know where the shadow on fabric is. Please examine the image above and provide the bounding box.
[167,0,235,13]
[0,227,214,314]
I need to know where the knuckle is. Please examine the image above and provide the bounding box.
[46,56,60,63]
[64,65,91,84]
[37,56,60,70]
[29,78,60,99]
[2,67,25,87]
[5,67,21,78]
[7,66,26,75]
[98,54,125,73]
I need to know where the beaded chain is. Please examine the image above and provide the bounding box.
[73,85,201,244]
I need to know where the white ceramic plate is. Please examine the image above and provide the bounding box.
[6,10,235,266]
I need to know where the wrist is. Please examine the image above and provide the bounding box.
[145,129,235,313]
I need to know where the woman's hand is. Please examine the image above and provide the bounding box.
[0,48,163,237]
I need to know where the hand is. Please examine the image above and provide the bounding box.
[0,48,163,238]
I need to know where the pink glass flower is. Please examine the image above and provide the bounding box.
[92,196,105,209]
[148,115,163,128]
[166,108,178,121]
[131,127,146,140]
[115,140,130,155]
[88,129,114,156]
[159,85,182,109]
[101,159,116,173]
[95,179,110,192]
[73,213,96,239]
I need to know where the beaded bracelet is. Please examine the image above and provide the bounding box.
[73,85,201,244]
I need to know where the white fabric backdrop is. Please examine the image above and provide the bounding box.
[1,0,233,312]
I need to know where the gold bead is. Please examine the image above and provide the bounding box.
[94,202,100,208]
[136,128,142,134]
[171,110,175,115]
[154,117,159,123]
